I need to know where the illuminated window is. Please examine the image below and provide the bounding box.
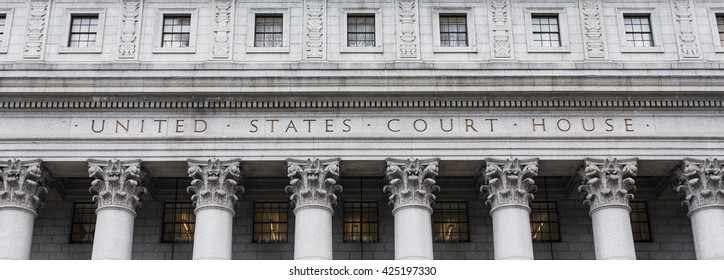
[254,15,283,47]
[343,202,378,243]
[439,15,468,47]
[161,15,191,47]
[530,201,560,242]
[162,202,195,243]
[433,202,469,243]
[624,15,653,47]
[630,201,651,241]
[68,15,98,48]
[531,14,561,47]
[70,202,96,243]
[253,202,288,243]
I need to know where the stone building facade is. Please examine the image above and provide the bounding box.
[0,0,723,260]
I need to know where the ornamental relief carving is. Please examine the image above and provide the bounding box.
[480,158,538,211]
[672,0,700,58]
[0,159,49,213]
[285,158,342,209]
[304,0,325,59]
[490,0,511,58]
[187,159,244,211]
[24,0,49,59]
[675,158,724,213]
[578,157,637,212]
[212,0,232,59]
[384,157,440,209]
[88,159,146,212]
[397,0,419,59]
[119,0,141,59]
[581,0,606,59]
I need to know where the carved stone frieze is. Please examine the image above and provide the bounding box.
[383,158,440,209]
[212,0,232,59]
[674,158,724,214]
[23,0,49,59]
[0,159,49,214]
[672,0,700,59]
[578,158,637,212]
[490,0,511,58]
[118,0,142,59]
[480,158,539,211]
[304,0,326,60]
[187,159,243,211]
[397,0,419,59]
[285,158,342,210]
[581,0,606,59]
[88,159,146,213]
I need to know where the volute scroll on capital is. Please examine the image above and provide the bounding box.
[578,157,638,213]
[88,158,146,213]
[187,158,244,211]
[0,159,50,214]
[480,158,539,211]
[674,157,724,215]
[285,158,342,210]
[383,157,440,210]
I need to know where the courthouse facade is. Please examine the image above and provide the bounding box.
[1,0,723,260]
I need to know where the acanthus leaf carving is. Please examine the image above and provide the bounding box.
[23,0,49,59]
[578,157,638,212]
[88,159,146,212]
[303,0,325,59]
[118,0,142,59]
[285,158,342,210]
[187,159,244,211]
[0,159,49,214]
[674,158,724,214]
[581,0,606,59]
[397,0,419,59]
[480,158,539,211]
[672,0,700,58]
[212,0,232,59]
[490,0,511,58]
[384,157,440,209]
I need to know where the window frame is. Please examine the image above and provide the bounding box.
[708,8,724,53]
[58,8,106,54]
[530,201,561,243]
[629,201,652,242]
[161,202,196,243]
[343,201,379,243]
[340,8,383,53]
[524,7,571,53]
[69,202,97,244]
[0,8,13,54]
[246,8,290,54]
[153,8,197,54]
[615,8,664,53]
[432,202,470,243]
[431,7,477,53]
[252,202,289,243]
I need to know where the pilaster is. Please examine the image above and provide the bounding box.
[580,0,607,59]
[671,0,701,60]
[211,0,233,59]
[23,0,51,60]
[88,159,146,214]
[118,0,143,60]
[396,0,420,60]
[187,159,244,213]
[490,0,512,59]
[303,0,326,60]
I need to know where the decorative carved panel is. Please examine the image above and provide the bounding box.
[118,0,142,59]
[490,0,512,58]
[0,159,48,214]
[397,0,419,59]
[212,0,232,59]
[581,0,606,59]
[672,0,700,59]
[579,157,637,212]
[303,0,326,60]
[480,158,539,211]
[88,159,146,213]
[23,0,49,59]
[384,157,440,209]
[187,159,243,211]
[675,158,724,214]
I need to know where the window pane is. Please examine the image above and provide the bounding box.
[161,202,196,243]
[629,201,652,241]
[255,15,283,47]
[439,15,468,47]
[530,201,560,242]
[253,202,288,243]
[68,15,99,48]
[344,202,379,243]
[347,15,375,47]
[531,14,561,47]
[161,15,191,48]
[70,202,97,243]
[623,15,654,47]
[433,202,470,243]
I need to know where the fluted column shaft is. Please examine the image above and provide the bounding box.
[675,158,724,260]
[88,159,146,260]
[481,158,538,260]
[579,157,638,260]
[384,157,440,260]
[187,159,243,260]
[286,158,342,260]
[0,159,48,260]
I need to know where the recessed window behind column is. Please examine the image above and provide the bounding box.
[161,202,196,243]
[433,202,470,242]
[70,202,96,243]
[624,15,654,47]
[347,15,375,47]
[439,14,468,47]
[530,201,560,242]
[630,201,652,242]
[253,202,288,243]
[343,202,379,243]
[161,15,191,47]
[531,14,561,47]
[68,15,98,48]
[254,15,283,47]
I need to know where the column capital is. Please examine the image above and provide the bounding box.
[675,158,724,215]
[578,157,637,213]
[187,159,244,212]
[383,157,440,210]
[480,158,538,212]
[285,158,342,211]
[88,159,146,213]
[0,159,49,215]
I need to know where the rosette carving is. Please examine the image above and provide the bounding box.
[674,158,724,214]
[88,159,146,212]
[578,158,637,212]
[383,158,440,209]
[0,159,49,214]
[285,158,342,209]
[187,159,243,211]
[480,158,538,211]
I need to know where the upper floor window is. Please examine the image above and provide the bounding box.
[623,15,653,47]
[630,201,652,242]
[70,202,96,243]
[717,14,724,46]
[439,14,468,47]
[347,15,375,47]
[531,14,560,47]
[0,14,5,45]
[253,202,288,243]
[343,202,379,243]
[254,15,283,48]
[530,201,560,242]
[162,202,195,243]
[68,15,98,48]
[161,15,191,48]
[433,202,469,243]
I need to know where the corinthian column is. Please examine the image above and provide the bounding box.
[88,159,146,260]
[674,158,724,260]
[578,157,637,260]
[187,159,243,260]
[286,158,342,260]
[0,159,48,260]
[383,157,440,260]
[480,158,538,260]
